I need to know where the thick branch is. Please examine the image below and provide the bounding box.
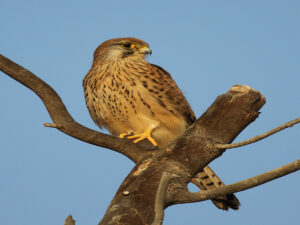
[4,54,294,225]
[0,54,147,162]
[163,84,266,176]
[99,85,266,225]
[215,118,300,149]
[174,159,300,204]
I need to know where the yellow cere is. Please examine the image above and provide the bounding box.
[139,46,148,50]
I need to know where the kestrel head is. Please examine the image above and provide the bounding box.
[93,37,152,64]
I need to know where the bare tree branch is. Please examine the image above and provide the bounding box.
[173,159,300,204]
[0,54,148,163]
[215,118,300,149]
[2,53,298,225]
[99,85,266,225]
[151,172,178,225]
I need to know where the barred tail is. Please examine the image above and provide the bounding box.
[191,166,240,210]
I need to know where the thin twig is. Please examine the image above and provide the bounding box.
[174,159,300,204]
[151,172,178,225]
[215,118,300,149]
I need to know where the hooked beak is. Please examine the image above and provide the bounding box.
[139,47,152,55]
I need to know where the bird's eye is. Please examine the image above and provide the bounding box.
[123,43,132,48]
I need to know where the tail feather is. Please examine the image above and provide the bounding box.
[191,166,240,210]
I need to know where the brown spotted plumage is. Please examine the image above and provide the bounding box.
[83,37,240,210]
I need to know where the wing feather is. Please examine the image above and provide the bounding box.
[150,64,196,125]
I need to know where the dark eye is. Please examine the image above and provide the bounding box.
[123,43,131,48]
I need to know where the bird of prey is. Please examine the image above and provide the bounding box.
[83,37,240,210]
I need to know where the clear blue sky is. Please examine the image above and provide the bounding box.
[1,1,299,225]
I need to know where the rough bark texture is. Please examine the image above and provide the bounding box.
[99,85,265,225]
[2,54,298,225]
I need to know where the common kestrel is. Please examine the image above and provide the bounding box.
[83,37,240,210]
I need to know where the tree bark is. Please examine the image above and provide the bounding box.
[2,54,298,225]
[99,85,265,225]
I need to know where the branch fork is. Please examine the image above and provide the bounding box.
[1,54,299,225]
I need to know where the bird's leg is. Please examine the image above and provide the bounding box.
[126,128,158,146]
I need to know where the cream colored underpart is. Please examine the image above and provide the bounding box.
[104,86,187,146]
[91,63,187,147]
[109,113,186,147]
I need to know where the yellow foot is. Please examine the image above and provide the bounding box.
[119,132,133,138]
[126,129,158,147]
